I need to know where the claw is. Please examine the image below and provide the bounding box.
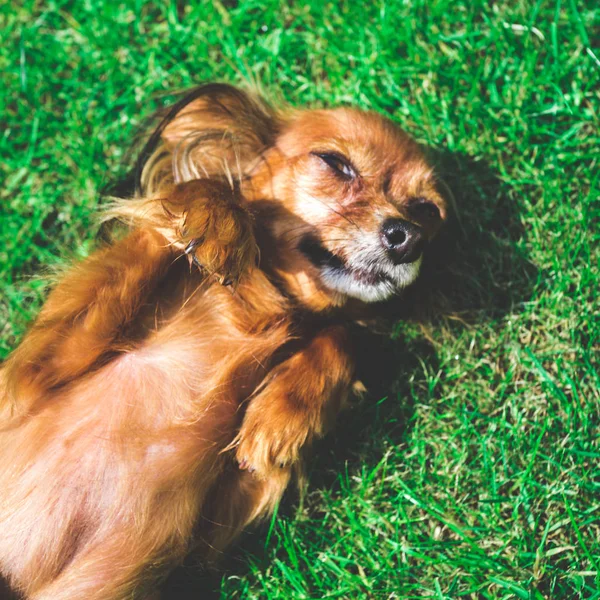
[185,239,206,271]
[184,239,200,255]
[190,255,203,270]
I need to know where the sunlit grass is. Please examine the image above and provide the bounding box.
[1,1,598,597]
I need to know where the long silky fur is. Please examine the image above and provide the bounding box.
[0,82,447,600]
[104,83,283,236]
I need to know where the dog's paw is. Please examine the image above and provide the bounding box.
[170,180,257,286]
[181,201,257,286]
[233,399,310,478]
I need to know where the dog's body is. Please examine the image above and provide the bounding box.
[0,84,446,599]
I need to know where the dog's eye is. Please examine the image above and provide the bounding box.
[312,152,356,180]
[407,198,441,223]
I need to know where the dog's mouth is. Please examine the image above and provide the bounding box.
[298,235,392,286]
[297,234,423,303]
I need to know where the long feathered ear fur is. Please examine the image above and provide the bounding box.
[128,82,282,199]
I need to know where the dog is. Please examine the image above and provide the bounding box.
[0,83,447,599]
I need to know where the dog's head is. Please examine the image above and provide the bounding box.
[251,109,447,307]
[137,84,447,310]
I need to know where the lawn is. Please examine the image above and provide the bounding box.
[1,0,599,598]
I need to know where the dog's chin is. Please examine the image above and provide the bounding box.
[298,235,422,303]
[320,257,422,302]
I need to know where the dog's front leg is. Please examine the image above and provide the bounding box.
[1,227,175,416]
[234,326,355,476]
[2,179,256,418]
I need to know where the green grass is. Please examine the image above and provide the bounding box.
[1,0,599,598]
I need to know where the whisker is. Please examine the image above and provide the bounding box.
[304,192,363,232]
[278,222,346,240]
[221,157,234,190]
[284,232,355,245]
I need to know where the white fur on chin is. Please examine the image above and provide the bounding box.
[321,255,422,302]
[316,228,424,302]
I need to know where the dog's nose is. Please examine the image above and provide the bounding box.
[380,218,424,264]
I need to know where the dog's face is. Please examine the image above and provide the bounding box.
[250,109,447,306]
[148,84,447,310]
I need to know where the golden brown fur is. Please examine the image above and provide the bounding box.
[0,83,447,599]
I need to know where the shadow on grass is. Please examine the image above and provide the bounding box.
[162,150,538,597]
[301,149,539,483]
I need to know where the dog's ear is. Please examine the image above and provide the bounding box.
[161,83,277,150]
[134,83,281,195]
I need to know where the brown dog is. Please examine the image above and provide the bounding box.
[0,83,447,599]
